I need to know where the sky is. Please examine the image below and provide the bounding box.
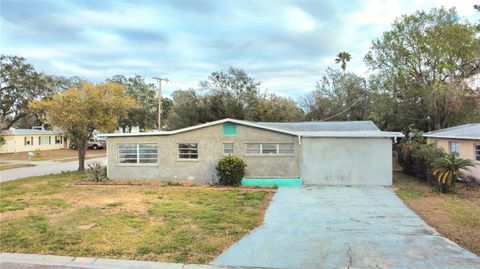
[1,0,478,99]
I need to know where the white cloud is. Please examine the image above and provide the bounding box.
[283,6,317,32]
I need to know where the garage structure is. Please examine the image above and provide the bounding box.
[101,119,403,186]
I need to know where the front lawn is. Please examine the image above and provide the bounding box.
[0,149,105,161]
[0,172,272,263]
[393,169,480,255]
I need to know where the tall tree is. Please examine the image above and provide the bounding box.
[304,68,369,121]
[199,67,262,120]
[365,7,480,132]
[0,55,55,130]
[249,94,304,122]
[108,75,161,132]
[335,52,351,72]
[166,89,207,130]
[30,81,135,171]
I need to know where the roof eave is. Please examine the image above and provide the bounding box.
[98,118,300,138]
[423,134,480,140]
[299,131,404,138]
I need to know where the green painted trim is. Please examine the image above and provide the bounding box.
[241,178,303,187]
[222,123,237,136]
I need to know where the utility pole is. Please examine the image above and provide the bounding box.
[152,77,169,131]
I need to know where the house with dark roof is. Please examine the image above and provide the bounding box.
[100,118,403,186]
[424,123,480,180]
[0,127,68,154]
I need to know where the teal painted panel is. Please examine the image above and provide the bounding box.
[223,123,237,136]
[242,178,303,187]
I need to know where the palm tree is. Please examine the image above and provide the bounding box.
[433,154,474,193]
[335,52,351,72]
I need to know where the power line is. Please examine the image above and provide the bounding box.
[318,98,363,121]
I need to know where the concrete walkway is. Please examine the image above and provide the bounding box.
[0,253,257,269]
[0,157,106,182]
[212,186,480,269]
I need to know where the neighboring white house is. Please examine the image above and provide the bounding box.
[0,127,68,154]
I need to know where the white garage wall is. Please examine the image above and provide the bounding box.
[300,137,393,185]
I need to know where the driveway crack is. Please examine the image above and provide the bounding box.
[346,242,353,269]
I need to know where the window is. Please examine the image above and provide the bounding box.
[245,143,294,155]
[223,143,234,154]
[475,144,480,161]
[279,143,294,154]
[31,137,34,146]
[49,136,51,144]
[449,142,460,157]
[55,136,63,144]
[24,137,28,146]
[37,136,49,145]
[118,144,158,164]
[178,143,198,159]
[262,143,277,154]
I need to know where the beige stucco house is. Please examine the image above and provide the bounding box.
[424,123,480,180]
[0,127,68,154]
[101,119,403,186]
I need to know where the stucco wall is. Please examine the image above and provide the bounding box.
[300,137,393,185]
[427,138,480,180]
[0,135,67,154]
[107,124,300,182]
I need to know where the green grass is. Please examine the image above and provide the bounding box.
[392,170,430,200]
[0,172,271,263]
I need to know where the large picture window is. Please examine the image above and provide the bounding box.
[118,144,158,164]
[245,143,294,155]
[178,143,198,159]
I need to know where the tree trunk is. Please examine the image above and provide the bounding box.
[77,138,88,171]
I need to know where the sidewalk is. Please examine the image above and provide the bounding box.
[0,253,266,269]
[0,157,106,183]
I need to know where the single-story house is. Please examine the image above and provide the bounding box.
[424,123,480,180]
[0,127,68,154]
[100,119,403,186]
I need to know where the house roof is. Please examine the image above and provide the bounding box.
[1,128,63,135]
[99,118,403,138]
[423,123,480,140]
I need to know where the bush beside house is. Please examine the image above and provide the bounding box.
[397,140,445,184]
[216,156,246,186]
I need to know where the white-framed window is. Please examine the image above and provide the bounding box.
[475,144,480,161]
[55,136,63,144]
[38,136,49,145]
[178,143,198,159]
[118,143,158,164]
[449,141,460,157]
[223,143,234,154]
[245,143,294,155]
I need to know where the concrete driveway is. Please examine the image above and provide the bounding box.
[0,157,106,183]
[212,186,480,269]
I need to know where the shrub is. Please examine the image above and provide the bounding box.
[216,156,246,186]
[433,155,475,193]
[397,140,445,183]
[34,149,41,158]
[87,162,108,182]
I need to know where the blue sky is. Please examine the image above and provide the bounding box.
[1,0,478,99]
